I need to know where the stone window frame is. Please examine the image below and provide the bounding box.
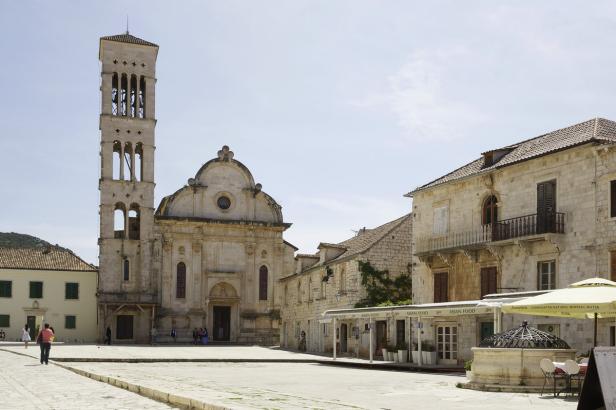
[65,282,79,300]
[65,315,77,329]
[213,191,235,213]
[537,259,556,290]
[0,280,11,298]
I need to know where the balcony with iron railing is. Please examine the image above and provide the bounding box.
[415,212,565,255]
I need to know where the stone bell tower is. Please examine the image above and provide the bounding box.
[97,32,159,343]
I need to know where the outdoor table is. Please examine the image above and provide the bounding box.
[553,361,587,396]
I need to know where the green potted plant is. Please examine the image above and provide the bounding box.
[411,342,419,363]
[464,359,473,380]
[387,344,397,362]
[397,341,408,363]
[421,342,436,365]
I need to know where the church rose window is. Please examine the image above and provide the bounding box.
[217,196,231,210]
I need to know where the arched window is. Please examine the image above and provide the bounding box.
[124,142,133,181]
[176,262,186,299]
[297,281,302,303]
[123,258,130,281]
[113,141,122,180]
[134,143,143,181]
[139,76,146,118]
[128,204,140,240]
[114,203,126,239]
[130,75,137,117]
[120,73,128,116]
[111,73,118,115]
[482,195,498,225]
[259,265,268,301]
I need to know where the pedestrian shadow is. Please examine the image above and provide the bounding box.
[24,364,41,366]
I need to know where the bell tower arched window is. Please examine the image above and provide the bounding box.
[482,195,498,225]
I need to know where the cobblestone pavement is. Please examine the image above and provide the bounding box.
[0,350,176,410]
[0,343,321,361]
[66,361,577,410]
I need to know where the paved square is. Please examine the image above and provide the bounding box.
[0,345,578,409]
[0,350,175,410]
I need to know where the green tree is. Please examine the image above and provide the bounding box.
[354,260,412,308]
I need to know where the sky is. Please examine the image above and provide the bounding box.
[2,1,616,264]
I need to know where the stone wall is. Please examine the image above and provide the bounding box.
[279,216,412,356]
[411,143,616,355]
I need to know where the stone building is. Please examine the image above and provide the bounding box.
[97,33,294,344]
[279,214,412,357]
[0,233,98,343]
[407,118,616,363]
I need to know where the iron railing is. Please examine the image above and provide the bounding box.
[415,212,565,254]
[492,212,564,241]
[416,225,492,254]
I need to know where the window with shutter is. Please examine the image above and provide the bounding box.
[433,206,449,235]
[259,265,268,301]
[537,260,556,290]
[611,180,616,218]
[610,251,616,282]
[176,262,186,299]
[537,181,556,233]
[480,267,497,298]
[434,272,448,303]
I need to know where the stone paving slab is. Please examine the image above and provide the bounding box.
[63,361,578,410]
[0,350,176,410]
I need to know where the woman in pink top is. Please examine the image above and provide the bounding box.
[37,323,54,365]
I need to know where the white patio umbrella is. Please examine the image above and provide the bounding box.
[501,278,616,347]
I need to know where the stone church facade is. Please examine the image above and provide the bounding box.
[97,33,294,344]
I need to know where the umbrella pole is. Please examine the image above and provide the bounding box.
[594,312,598,347]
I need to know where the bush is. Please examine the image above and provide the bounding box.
[464,360,473,371]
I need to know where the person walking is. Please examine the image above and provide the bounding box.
[21,324,31,349]
[171,327,177,343]
[37,323,54,365]
[105,326,112,345]
[192,328,198,345]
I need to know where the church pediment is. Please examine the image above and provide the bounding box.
[154,146,285,225]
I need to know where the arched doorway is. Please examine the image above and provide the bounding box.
[208,282,239,342]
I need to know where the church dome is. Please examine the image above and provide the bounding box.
[479,321,570,349]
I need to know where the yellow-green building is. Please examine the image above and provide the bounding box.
[0,234,98,342]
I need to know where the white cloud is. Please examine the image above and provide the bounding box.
[353,47,487,142]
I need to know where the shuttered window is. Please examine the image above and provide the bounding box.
[611,180,616,218]
[176,262,186,299]
[0,281,11,298]
[480,267,497,298]
[434,272,448,303]
[433,206,449,235]
[611,251,616,282]
[29,281,43,299]
[65,283,79,300]
[259,265,268,301]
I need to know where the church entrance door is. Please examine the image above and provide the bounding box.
[213,306,231,341]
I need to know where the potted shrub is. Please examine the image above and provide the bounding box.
[397,342,408,363]
[421,343,437,365]
[464,360,473,381]
[411,342,420,363]
[388,345,397,362]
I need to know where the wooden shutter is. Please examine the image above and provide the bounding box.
[259,266,268,301]
[611,251,616,282]
[611,180,616,218]
[434,272,448,303]
[176,262,186,299]
[480,267,497,298]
